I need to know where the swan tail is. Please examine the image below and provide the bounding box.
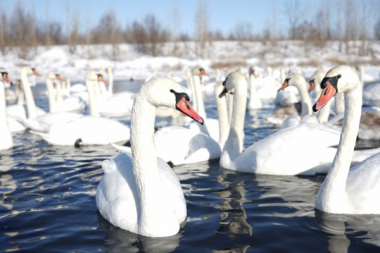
[101,159,117,173]
[110,142,131,154]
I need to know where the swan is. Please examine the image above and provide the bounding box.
[187,66,220,142]
[6,66,46,121]
[218,71,380,176]
[256,67,281,100]
[0,70,13,150]
[54,75,86,113]
[313,65,380,214]
[247,67,262,109]
[214,81,230,149]
[275,73,318,129]
[309,68,332,124]
[97,67,135,117]
[96,77,204,237]
[30,71,130,145]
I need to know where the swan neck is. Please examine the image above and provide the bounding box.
[86,79,99,116]
[21,69,37,119]
[56,81,63,103]
[46,78,57,112]
[248,75,259,107]
[107,68,113,95]
[131,93,175,232]
[317,84,362,213]
[192,75,206,118]
[0,81,8,127]
[187,74,197,111]
[296,79,312,117]
[335,93,344,114]
[221,79,247,165]
[215,86,229,148]
[228,94,233,124]
[317,100,332,124]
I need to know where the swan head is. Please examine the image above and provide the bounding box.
[192,66,208,77]
[22,66,41,76]
[145,77,204,124]
[0,68,10,83]
[86,71,108,83]
[308,78,315,93]
[219,71,246,98]
[46,71,64,82]
[313,65,360,112]
[248,67,255,76]
[309,70,326,93]
[278,73,305,92]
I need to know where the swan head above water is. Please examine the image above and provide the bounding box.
[278,73,305,92]
[0,68,10,83]
[142,77,204,124]
[313,65,360,112]
[86,71,107,83]
[219,71,246,98]
[46,71,64,82]
[21,66,41,76]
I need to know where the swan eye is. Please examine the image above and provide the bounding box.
[337,74,342,79]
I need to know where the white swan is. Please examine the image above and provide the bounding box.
[30,71,130,145]
[247,67,262,109]
[0,70,13,150]
[313,65,380,214]
[6,66,46,120]
[309,68,332,124]
[214,81,229,149]
[219,71,380,176]
[97,66,135,117]
[55,76,86,113]
[276,74,318,129]
[96,77,204,237]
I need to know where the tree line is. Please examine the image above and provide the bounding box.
[0,0,379,59]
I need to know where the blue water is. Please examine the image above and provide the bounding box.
[1,80,380,252]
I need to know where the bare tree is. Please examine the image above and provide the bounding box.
[194,0,210,58]
[284,0,304,39]
[170,1,181,56]
[45,0,51,47]
[144,14,162,56]
[231,22,253,41]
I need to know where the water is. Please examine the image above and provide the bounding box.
[1,80,380,252]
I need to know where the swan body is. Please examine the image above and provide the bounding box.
[0,69,13,150]
[97,77,204,237]
[99,91,135,117]
[219,71,379,176]
[314,65,380,214]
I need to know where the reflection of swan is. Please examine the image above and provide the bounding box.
[0,70,13,150]
[214,170,252,239]
[219,71,380,175]
[316,210,380,252]
[313,66,380,214]
[97,213,181,252]
[97,78,204,237]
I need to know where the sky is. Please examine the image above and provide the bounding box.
[0,0,377,37]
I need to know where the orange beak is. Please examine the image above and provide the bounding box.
[2,74,10,83]
[176,97,204,124]
[278,81,289,92]
[98,76,108,84]
[313,82,336,112]
[308,80,315,93]
[56,75,65,81]
[33,69,41,76]
[200,69,208,76]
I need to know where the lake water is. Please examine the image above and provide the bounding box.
[1,79,380,253]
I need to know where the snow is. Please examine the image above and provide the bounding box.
[0,41,379,84]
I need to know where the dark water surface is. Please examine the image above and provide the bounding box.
[1,80,380,252]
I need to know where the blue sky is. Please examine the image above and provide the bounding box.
[0,0,376,37]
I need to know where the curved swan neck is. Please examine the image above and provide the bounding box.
[21,68,37,119]
[192,75,206,118]
[107,67,113,95]
[316,83,362,213]
[131,88,178,234]
[221,78,247,164]
[295,78,312,117]
[86,79,99,116]
[46,78,57,112]
[187,72,197,111]
[214,83,229,148]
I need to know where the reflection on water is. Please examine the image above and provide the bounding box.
[1,80,380,252]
